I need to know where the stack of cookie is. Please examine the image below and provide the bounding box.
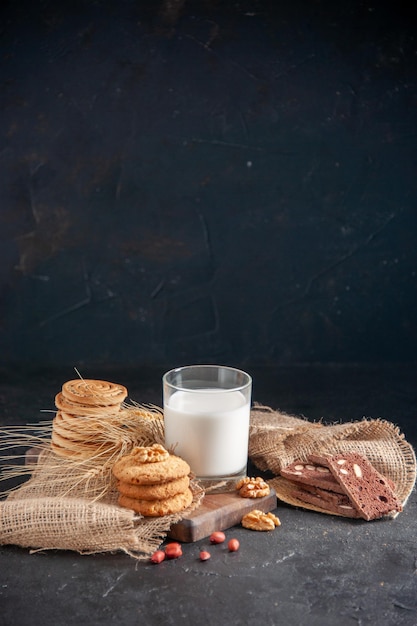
[281,452,402,520]
[51,379,128,459]
[112,444,193,517]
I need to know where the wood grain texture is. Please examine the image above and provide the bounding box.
[168,489,277,542]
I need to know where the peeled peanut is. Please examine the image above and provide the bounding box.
[228,538,240,552]
[150,550,165,564]
[164,542,183,559]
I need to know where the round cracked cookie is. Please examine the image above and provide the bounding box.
[117,475,190,501]
[118,488,193,517]
[112,445,191,485]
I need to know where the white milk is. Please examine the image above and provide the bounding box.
[164,389,250,477]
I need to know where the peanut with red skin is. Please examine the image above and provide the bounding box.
[199,550,211,561]
[209,531,226,544]
[228,538,240,552]
[150,550,166,564]
[164,542,183,559]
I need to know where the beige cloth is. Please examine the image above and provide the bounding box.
[1,405,416,555]
[249,405,417,516]
[0,414,203,559]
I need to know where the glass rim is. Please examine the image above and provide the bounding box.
[163,364,252,393]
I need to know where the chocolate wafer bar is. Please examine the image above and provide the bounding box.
[309,452,402,521]
[290,484,361,518]
[281,459,345,494]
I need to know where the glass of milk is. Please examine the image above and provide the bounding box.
[163,365,252,490]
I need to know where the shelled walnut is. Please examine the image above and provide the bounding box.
[131,444,170,463]
[241,509,281,531]
[236,476,270,498]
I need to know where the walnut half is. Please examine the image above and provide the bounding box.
[131,444,169,463]
[236,476,270,498]
[241,509,281,531]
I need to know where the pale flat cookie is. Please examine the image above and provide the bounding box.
[117,475,190,501]
[51,430,114,458]
[61,379,128,406]
[118,488,193,517]
[112,448,191,485]
[50,440,97,460]
[53,412,99,442]
[55,411,105,437]
[55,392,122,416]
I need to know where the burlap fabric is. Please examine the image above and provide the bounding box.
[249,405,417,516]
[0,412,204,559]
[1,405,416,557]
[1,478,203,558]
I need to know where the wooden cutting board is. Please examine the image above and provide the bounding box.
[168,489,277,542]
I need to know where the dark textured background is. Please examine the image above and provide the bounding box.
[1,0,416,370]
[1,6,417,622]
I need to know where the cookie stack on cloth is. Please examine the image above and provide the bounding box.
[281,452,403,520]
[51,379,128,459]
[113,444,194,517]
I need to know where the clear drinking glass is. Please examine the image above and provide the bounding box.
[163,365,252,491]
